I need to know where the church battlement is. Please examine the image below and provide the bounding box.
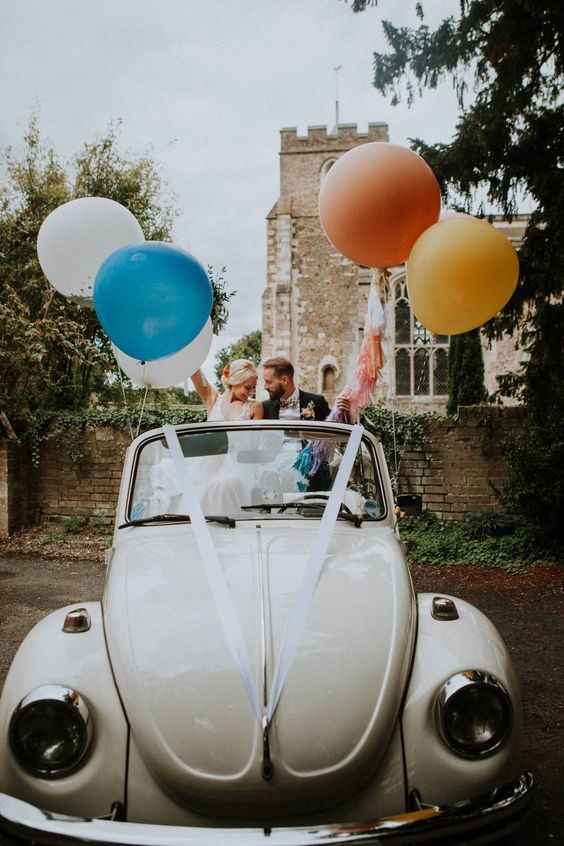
[280,122,389,152]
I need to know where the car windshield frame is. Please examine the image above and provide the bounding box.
[125,420,389,525]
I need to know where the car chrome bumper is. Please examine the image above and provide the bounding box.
[0,771,533,845]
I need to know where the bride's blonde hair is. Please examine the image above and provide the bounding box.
[221,359,258,389]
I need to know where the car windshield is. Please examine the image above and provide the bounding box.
[129,425,386,523]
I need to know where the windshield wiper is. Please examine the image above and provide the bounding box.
[118,513,236,529]
[240,501,363,528]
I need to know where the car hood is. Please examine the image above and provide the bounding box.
[103,522,415,818]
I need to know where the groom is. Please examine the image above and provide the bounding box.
[261,356,349,421]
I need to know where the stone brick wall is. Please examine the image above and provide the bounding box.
[0,441,37,535]
[263,123,389,399]
[278,124,389,217]
[0,408,524,534]
[0,442,7,535]
[38,428,130,527]
[398,406,524,520]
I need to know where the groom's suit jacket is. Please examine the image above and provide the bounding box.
[262,389,332,492]
[261,389,331,421]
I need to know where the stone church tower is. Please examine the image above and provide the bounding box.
[262,124,526,412]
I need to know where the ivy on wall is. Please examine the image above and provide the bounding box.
[361,405,438,491]
[25,405,436,475]
[26,407,207,467]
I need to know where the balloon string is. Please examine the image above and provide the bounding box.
[112,349,135,441]
[374,267,391,299]
[135,384,149,439]
[42,289,55,320]
[391,397,399,496]
[392,359,427,494]
[390,271,434,493]
[376,266,397,494]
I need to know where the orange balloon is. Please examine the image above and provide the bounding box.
[407,219,519,335]
[319,142,441,268]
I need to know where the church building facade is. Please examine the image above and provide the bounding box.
[261,123,526,412]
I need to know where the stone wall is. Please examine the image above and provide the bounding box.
[0,408,523,534]
[262,123,389,400]
[38,428,130,527]
[0,442,7,535]
[0,441,38,535]
[398,406,524,520]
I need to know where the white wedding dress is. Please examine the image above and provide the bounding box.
[208,392,252,422]
[186,392,253,514]
[142,393,310,519]
[141,393,253,519]
[210,393,306,504]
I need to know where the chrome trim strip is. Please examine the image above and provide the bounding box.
[124,420,389,525]
[0,772,533,845]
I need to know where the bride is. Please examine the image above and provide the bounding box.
[181,359,263,514]
[191,359,264,421]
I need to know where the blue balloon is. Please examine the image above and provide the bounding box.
[94,242,213,361]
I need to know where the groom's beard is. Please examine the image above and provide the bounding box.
[267,385,285,401]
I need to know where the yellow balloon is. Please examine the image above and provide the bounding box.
[406,218,519,335]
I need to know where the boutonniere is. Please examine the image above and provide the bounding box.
[301,400,316,420]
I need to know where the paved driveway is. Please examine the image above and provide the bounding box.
[412,562,564,845]
[0,555,562,843]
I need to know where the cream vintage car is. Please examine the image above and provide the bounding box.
[0,419,532,844]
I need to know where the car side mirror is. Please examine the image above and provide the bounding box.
[396,494,423,516]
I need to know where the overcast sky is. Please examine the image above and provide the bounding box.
[1,0,462,376]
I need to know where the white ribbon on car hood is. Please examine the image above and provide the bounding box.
[163,423,364,728]
[266,423,363,722]
[163,425,262,722]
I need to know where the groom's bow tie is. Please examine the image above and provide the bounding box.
[280,395,299,410]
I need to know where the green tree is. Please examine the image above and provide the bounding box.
[447,329,487,416]
[349,0,563,397]
[349,0,564,535]
[0,118,234,431]
[214,330,262,389]
[208,265,236,337]
[0,118,175,429]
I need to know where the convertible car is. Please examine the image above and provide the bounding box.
[0,420,533,844]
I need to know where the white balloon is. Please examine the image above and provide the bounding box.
[112,319,213,388]
[37,197,144,301]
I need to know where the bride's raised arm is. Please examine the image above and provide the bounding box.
[191,370,217,413]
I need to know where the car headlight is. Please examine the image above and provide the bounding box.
[436,671,512,759]
[9,685,93,779]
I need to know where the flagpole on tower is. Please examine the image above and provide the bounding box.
[333,65,342,130]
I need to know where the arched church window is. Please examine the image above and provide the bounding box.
[322,365,337,393]
[395,349,410,396]
[320,158,337,180]
[393,278,449,397]
[433,348,449,395]
[414,348,430,395]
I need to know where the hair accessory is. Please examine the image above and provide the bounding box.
[221,359,258,388]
